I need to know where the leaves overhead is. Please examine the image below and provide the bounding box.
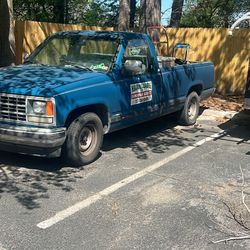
[13,0,249,28]
[181,0,250,28]
[13,0,119,26]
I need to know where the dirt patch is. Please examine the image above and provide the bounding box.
[142,182,181,206]
[199,177,250,243]
[201,94,244,112]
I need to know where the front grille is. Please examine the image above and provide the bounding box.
[0,94,26,122]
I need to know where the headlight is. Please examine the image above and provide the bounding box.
[33,101,46,114]
[27,98,55,125]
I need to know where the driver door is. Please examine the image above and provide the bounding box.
[115,38,162,127]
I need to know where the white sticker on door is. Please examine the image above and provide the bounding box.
[130,81,152,106]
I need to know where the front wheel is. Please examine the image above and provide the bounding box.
[178,91,200,125]
[64,113,104,166]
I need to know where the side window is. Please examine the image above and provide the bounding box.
[122,39,151,76]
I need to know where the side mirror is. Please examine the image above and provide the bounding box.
[123,60,145,75]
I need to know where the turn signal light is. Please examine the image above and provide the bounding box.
[46,101,54,116]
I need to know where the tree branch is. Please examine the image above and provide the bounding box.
[240,165,250,214]
[212,235,250,244]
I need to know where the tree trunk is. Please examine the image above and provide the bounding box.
[146,0,161,27]
[130,0,136,28]
[118,0,130,31]
[54,0,65,23]
[0,0,15,67]
[65,0,69,24]
[146,0,161,54]
[139,0,146,32]
[139,0,161,32]
[170,0,184,27]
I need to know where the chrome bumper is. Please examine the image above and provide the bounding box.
[0,124,66,157]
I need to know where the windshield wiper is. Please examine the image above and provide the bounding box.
[70,64,93,72]
[24,59,34,64]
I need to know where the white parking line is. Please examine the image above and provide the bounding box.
[0,244,7,250]
[37,131,225,229]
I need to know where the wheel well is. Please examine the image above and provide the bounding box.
[188,84,203,96]
[65,104,109,131]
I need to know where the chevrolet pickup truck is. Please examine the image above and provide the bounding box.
[0,31,215,166]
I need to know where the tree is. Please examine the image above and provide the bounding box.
[169,0,184,27]
[139,0,161,32]
[146,0,161,27]
[53,0,66,23]
[0,0,15,67]
[118,0,130,31]
[181,0,250,28]
[139,0,146,32]
[13,0,118,27]
[129,0,136,28]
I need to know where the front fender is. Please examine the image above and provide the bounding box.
[54,82,120,126]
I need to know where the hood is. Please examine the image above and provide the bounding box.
[0,64,104,97]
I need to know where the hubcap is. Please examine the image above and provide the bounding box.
[79,126,94,152]
[187,97,197,120]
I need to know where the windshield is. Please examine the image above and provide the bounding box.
[28,35,119,72]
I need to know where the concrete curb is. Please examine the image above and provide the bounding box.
[200,109,237,119]
[199,109,250,123]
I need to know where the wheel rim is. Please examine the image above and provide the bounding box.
[187,97,197,120]
[79,124,97,155]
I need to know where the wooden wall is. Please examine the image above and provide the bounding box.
[160,27,250,94]
[14,21,250,94]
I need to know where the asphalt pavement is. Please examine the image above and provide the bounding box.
[1,109,250,250]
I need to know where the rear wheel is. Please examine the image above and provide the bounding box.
[64,112,103,166]
[178,91,200,125]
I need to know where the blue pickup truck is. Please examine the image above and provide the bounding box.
[0,31,215,166]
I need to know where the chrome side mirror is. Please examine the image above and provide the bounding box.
[123,60,145,75]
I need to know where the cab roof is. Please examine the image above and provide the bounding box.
[53,30,148,41]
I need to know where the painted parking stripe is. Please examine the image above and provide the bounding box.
[37,131,225,229]
[0,244,7,250]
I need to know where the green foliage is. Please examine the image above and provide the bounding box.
[181,0,250,28]
[13,0,119,26]
[83,0,119,27]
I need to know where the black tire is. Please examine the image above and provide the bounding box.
[178,91,200,125]
[64,112,103,166]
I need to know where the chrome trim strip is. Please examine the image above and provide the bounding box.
[0,124,66,135]
[0,124,66,149]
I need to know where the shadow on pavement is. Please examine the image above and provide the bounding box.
[103,113,203,160]
[218,110,250,146]
[0,113,207,209]
[0,153,85,209]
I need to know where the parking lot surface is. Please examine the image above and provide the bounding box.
[1,110,250,250]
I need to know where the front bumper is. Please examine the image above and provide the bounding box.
[0,124,66,157]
